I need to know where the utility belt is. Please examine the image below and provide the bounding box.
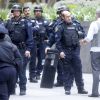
[63,44,79,50]
[34,36,45,44]
[14,42,26,49]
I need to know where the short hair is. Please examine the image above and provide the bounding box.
[61,11,71,18]
[23,6,30,11]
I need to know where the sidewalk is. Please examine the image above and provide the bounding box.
[10,72,100,100]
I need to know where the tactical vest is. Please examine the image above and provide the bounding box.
[7,18,27,43]
[34,18,48,43]
[91,22,100,47]
[62,22,79,47]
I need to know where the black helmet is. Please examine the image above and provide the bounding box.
[33,5,43,13]
[11,4,22,13]
[0,25,8,39]
[0,25,8,34]
[56,6,69,15]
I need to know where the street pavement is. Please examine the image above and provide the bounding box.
[10,71,100,100]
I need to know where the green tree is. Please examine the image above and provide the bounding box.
[0,0,10,9]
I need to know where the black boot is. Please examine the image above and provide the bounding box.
[88,94,99,97]
[30,77,38,83]
[20,89,26,95]
[65,88,71,95]
[65,90,71,95]
[54,82,63,87]
[36,75,40,80]
[78,87,88,94]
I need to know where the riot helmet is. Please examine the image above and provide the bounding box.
[33,5,43,13]
[11,4,22,13]
[56,6,69,15]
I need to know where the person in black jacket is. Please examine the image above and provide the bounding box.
[0,25,23,100]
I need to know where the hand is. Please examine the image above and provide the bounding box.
[79,39,88,45]
[25,50,31,58]
[60,52,66,58]
[45,47,50,54]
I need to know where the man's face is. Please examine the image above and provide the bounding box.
[13,10,21,17]
[64,14,72,23]
[62,11,72,23]
[23,8,30,17]
[34,10,42,18]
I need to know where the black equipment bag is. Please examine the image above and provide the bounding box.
[40,49,59,88]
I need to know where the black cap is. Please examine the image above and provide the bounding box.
[57,6,70,15]
[11,4,22,13]
[33,5,43,13]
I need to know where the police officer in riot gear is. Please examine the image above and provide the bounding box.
[45,6,70,87]
[0,25,22,100]
[23,6,39,83]
[46,6,66,47]
[55,11,88,95]
[5,4,33,95]
[33,5,50,80]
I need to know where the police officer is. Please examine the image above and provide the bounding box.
[5,4,33,95]
[46,6,71,87]
[81,8,100,97]
[46,6,69,47]
[33,5,50,80]
[46,6,66,87]
[23,6,39,83]
[23,6,31,20]
[0,25,22,100]
[55,11,88,95]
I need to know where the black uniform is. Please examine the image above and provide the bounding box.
[55,20,87,95]
[47,17,64,86]
[23,16,39,82]
[5,17,33,93]
[33,16,50,78]
[0,25,22,100]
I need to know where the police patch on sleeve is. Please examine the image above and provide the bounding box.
[55,27,58,32]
